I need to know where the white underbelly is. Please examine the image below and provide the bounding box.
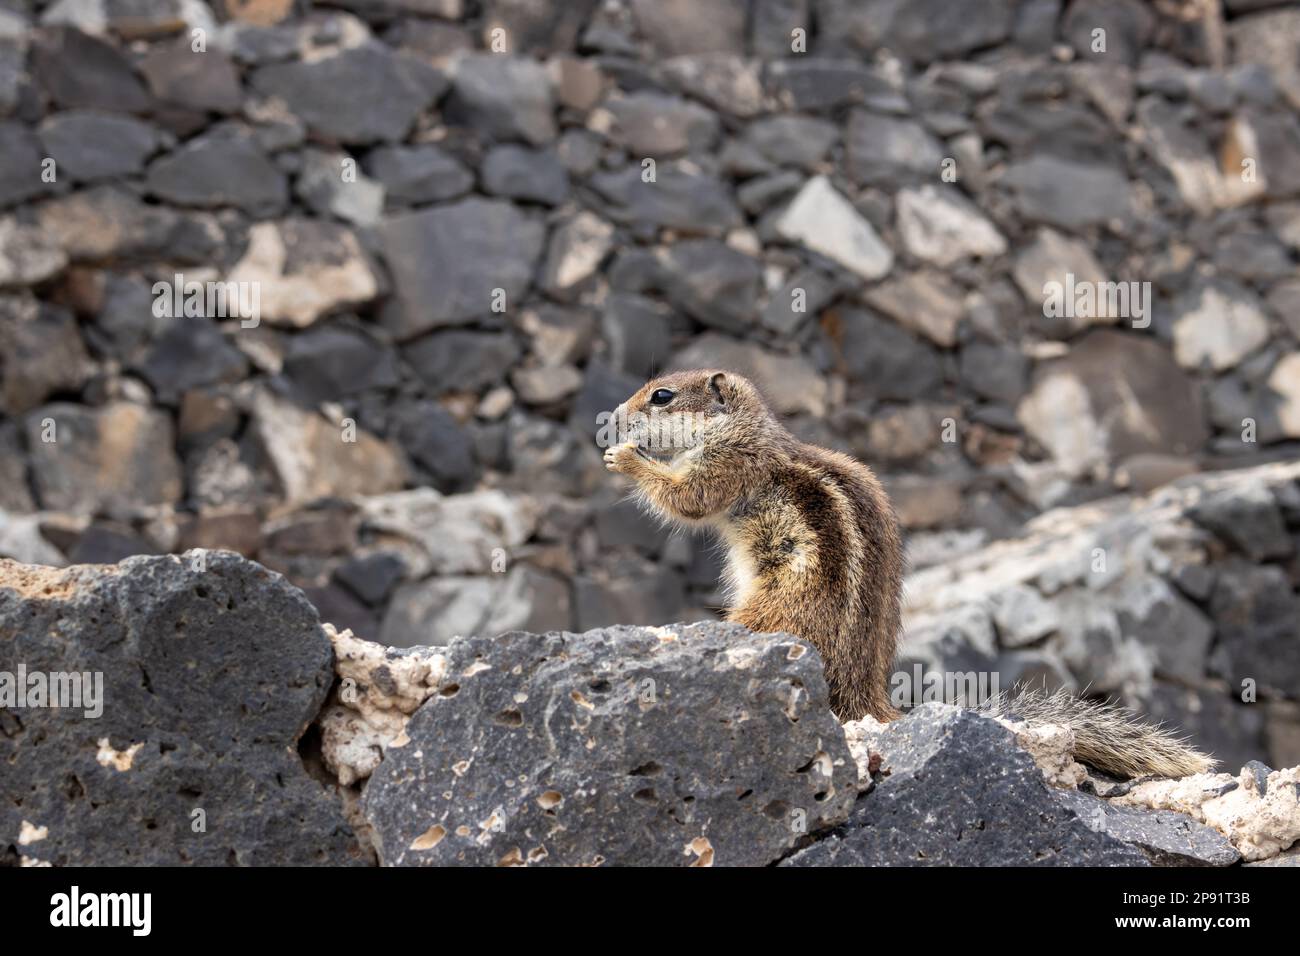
[715,523,757,606]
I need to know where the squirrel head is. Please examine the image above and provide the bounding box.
[611,369,774,458]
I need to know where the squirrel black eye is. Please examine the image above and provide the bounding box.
[649,389,675,406]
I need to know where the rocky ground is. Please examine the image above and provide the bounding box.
[3,549,1297,866]
[900,459,1300,772]
[2,2,1300,792]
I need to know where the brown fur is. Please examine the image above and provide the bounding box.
[987,687,1214,779]
[605,369,1218,780]
[604,369,903,722]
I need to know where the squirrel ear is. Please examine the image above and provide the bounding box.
[708,372,728,407]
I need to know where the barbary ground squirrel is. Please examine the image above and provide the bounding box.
[605,369,1213,779]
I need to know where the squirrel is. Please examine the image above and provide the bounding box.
[604,369,1214,780]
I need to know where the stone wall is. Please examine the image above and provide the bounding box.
[899,459,1300,772]
[1,1,1299,767]
[4,552,1296,866]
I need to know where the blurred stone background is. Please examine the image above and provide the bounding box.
[0,0,1298,768]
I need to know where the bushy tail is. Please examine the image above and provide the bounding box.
[985,687,1216,779]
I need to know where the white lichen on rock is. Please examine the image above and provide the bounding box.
[95,738,142,772]
[318,623,447,786]
[840,713,888,790]
[18,820,48,845]
[994,717,1090,789]
[1111,765,1300,861]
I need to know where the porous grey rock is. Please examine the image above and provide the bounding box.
[1054,790,1239,866]
[360,621,857,866]
[0,552,366,865]
[782,704,1150,866]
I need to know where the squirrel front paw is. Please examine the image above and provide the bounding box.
[603,441,643,473]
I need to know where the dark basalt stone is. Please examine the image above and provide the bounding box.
[0,552,365,866]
